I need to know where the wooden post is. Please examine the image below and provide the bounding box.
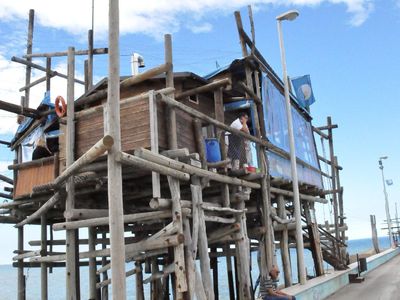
[233,256,240,299]
[17,227,25,300]
[88,227,97,300]
[24,9,34,105]
[182,217,197,299]
[150,257,162,300]
[164,34,177,150]
[49,224,54,274]
[235,11,276,287]
[335,156,345,242]
[106,1,126,298]
[41,214,48,300]
[46,57,51,91]
[210,247,219,300]
[193,118,207,168]
[167,177,188,298]
[327,117,340,257]
[191,181,215,300]
[370,215,380,253]
[65,46,80,300]
[84,60,89,92]
[234,200,252,299]
[303,202,324,276]
[149,90,161,198]
[277,195,291,287]
[88,29,94,90]
[135,262,145,300]
[101,233,108,299]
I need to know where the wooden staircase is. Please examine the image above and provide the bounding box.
[302,217,348,270]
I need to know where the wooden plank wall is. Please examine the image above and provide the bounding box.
[58,79,216,169]
[15,162,55,197]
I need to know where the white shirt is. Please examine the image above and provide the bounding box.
[230,118,243,130]
[225,118,244,145]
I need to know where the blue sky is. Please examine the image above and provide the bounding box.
[0,0,400,264]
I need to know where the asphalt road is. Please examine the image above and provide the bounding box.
[327,253,400,300]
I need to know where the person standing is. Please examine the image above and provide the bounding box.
[227,112,250,168]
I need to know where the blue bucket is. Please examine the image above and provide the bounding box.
[205,138,221,163]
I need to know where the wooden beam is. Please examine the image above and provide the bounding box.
[119,63,169,90]
[317,124,338,130]
[312,126,329,139]
[0,99,40,118]
[11,56,85,85]
[15,192,65,227]
[135,148,260,189]
[31,234,184,263]
[237,81,261,105]
[33,136,113,193]
[19,75,51,92]
[270,186,328,204]
[175,78,231,100]
[116,152,190,181]
[52,210,179,231]
[24,48,108,58]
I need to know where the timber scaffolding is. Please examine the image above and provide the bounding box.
[0,6,348,300]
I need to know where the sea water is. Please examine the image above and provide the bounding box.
[0,237,391,300]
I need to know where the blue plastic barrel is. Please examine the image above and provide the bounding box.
[205,138,221,163]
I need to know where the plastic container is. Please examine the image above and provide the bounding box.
[246,166,256,173]
[205,138,221,163]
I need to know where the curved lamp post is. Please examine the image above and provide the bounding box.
[379,156,394,247]
[276,9,307,284]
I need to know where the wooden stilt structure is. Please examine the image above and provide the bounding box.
[0,5,350,300]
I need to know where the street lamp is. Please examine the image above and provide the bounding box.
[379,156,394,247]
[276,10,307,285]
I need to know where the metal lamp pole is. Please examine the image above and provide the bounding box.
[276,10,306,284]
[379,156,394,247]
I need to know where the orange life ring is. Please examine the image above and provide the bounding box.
[55,96,67,117]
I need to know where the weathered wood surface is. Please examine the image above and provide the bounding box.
[11,56,84,84]
[191,182,214,300]
[116,152,190,181]
[168,177,188,294]
[0,99,40,118]
[15,192,65,227]
[175,78,231,100]
[24,47,108,58]
[135,148,260,189]
[31,234,184,263]
[52,210,183,231]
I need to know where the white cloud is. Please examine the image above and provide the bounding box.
[330,0,374,26]
[0,0,375,40]
[0,0,375,135]
[187,23,213,34]
[0,52,85,135]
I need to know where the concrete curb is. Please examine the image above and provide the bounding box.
[281,247,400,300]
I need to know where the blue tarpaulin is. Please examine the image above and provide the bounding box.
[12,92,60,162]
[263,76,322,188]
